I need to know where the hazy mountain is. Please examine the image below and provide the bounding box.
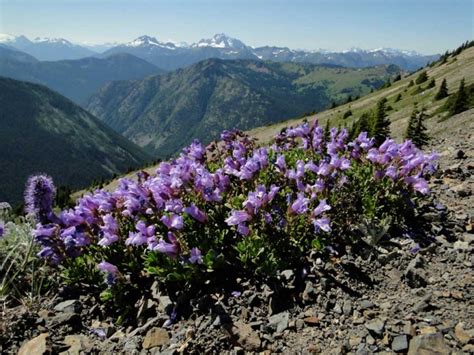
[252,46,439,71]
[0,77,151,205]
[87,58,401,157]
[0,34,96,61]
[102,33,437,71]
[0,44,38,63]
[0,49,163,103]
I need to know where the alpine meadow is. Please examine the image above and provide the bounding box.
[0,1,473,353]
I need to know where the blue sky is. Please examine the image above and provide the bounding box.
[0,0,472,54]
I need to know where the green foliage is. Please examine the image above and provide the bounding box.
[0,216,54,304]
[394,93,402,102]
[407,80,414,88]
[343,109,352,119]
[435,78,449,100]
[87,59,401,157]
[405,105,429,148]
[372,98,391,145]
[449,78,469,115]
[426,78,436,89]
[415,71,429,85]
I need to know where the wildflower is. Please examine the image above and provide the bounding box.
[0,221,4,238]
[290,193,309,214]
[225,210,250,226]
[161,214,184,230]
[313,217,331,232]
[312,199,331,217]
[184,204,208,223]
[154,232,179,258]
[98,261,119,275]
[189,247,203,264]
[24,174,56,223]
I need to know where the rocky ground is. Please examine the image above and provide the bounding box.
[1,114,473,354]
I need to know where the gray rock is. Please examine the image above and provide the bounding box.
[365,319,385,337]
[408,332,449,355]
[54,300,81,313]
[453,241,469,250]
[18,333,50,355]
[227,321,261,352]
[268,312,290,333]
[333,303,342,315]
[392,335,409,352]
[302,281,316,303]
[360,300,375,310]
[158,296,173,314]
[405,255,427,288]
[343,300,353,316]
[142,327,170,349]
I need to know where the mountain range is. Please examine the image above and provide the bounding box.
[0,33,96,61]
[0,46,163,103]
[87,58,401,157]
[0,76,151,205]
[1,33,438,71]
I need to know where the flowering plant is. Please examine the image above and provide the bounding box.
[28,120,437,309]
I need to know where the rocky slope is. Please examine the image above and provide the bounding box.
[1,108,473,355]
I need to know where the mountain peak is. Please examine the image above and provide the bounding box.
[193,33,247,49]
[33,37,73,46]
[126,35,177,50]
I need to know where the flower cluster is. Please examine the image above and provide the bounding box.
[30,120,437,281]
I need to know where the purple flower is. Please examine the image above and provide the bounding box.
[189,247,203,264]
[275,154,286,172]
[0,221,5,238]
[312,199,331,217]
[313,217,331,232]
[237,223,250,236]
[126,220,155,246]
[184,204,208,223]
[161,214,184,230]
[225,210,250,226]
[154,232,179,258]
[385,166,398,180]
[290,193,309,214]
[98,261,119,275]
[24,174,56,223]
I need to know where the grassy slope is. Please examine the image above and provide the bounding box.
[249,47,474,144]
[77,48,473,196]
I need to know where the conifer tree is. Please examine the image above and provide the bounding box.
[406,105,429,148]
[373,98,390,145]
[435,78,448,100]
[413,108,429,148]
[426,78,435,89]
[358,112,371,134]
[415,71,428,85]
[324,119,330,140]
[405,105,418,141]
[394,93,402,102]
[450,78,468,115]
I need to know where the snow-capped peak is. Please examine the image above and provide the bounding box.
[192,33,247,49]
[33,37,74,46]
[340,47,423,57]
[0,33,32,46]
[125,35,177,50]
